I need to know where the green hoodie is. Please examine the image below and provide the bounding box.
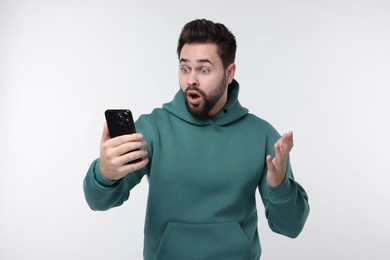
[84,80,310,260]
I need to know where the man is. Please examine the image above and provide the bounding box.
[84,19,310,260]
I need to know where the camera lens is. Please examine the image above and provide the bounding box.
[116,112,124,123]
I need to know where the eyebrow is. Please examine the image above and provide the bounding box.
[180,58,214,66]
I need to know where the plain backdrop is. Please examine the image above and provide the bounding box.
[1,0,389,259]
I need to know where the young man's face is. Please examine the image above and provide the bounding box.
[179,43,235,120]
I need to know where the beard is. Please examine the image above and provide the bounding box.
[182,74,227,120]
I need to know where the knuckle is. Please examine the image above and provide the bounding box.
[118,135,128,143]
[117,167,127,176]
[106,150,115,160]
[126,142,137,151]
[102,141,110,150]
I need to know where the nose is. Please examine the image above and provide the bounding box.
[187,71,199,87]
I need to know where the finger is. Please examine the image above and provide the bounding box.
[118,157,149,177]
[266,154,275,172]
[280,132,293,155]
[274,142,284,165]
[114,140,147,157]
[288,131,294,150]
[109,133,144,147]
[280,134,289,155]
[101,122,110,144]
[118,149,148,165]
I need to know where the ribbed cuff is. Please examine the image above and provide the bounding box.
[269,177,293,201]
[93,159,119,187]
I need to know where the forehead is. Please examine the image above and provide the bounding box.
[179,43,221,64]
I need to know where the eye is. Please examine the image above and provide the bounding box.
[181,66,190,73]
[200,67,210,74]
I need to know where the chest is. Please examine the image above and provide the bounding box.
[148,122,267,195]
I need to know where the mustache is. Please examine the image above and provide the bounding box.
[185,84,207,97]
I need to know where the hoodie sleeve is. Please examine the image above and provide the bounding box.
[83,115,153,211]
[83,159,146,211]
[258,128,310,238]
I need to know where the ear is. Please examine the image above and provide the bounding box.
[226,63,236,84]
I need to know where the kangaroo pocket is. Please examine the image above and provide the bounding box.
[155,222,253,260]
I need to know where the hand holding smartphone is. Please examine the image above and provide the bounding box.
[104,109,143,164]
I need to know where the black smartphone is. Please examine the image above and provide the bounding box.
[104,109,142,164]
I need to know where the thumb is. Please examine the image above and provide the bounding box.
[266,155,275,173]
[101,122,110,144]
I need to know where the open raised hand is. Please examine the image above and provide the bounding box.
[266,131,294,187]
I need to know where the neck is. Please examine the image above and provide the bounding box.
[208,90,228,118]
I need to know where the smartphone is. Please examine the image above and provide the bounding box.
[104,109,142,164]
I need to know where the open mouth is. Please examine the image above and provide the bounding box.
[187,90,202,105]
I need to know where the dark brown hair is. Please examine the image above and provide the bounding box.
[177,19,237,69]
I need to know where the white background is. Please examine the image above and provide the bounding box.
[1,0,389,259]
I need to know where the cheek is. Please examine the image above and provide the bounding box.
[179,76,187,91]
[204,77,220,90]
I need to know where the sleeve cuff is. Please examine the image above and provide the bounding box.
[269,176,294,201]
[93,159,120,187]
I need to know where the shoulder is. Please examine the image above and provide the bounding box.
[136,108,169,125]
[134,108,171,135]
[241,113,281,143]
[245,113,278,132]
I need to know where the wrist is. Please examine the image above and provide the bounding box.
[266,171,286,188]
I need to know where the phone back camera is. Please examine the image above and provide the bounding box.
[116,111,131,126]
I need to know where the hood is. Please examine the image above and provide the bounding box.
[163,79,248,126]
